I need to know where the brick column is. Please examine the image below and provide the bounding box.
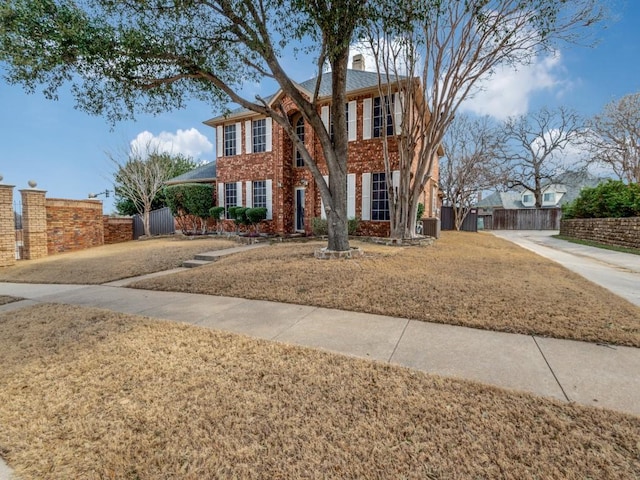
[0,184,16,267]
[21,188,48,260]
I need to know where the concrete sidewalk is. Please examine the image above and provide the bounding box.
[1,281,638,418]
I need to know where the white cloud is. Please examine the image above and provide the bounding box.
[460,52,566,120]
[130,128,213,160]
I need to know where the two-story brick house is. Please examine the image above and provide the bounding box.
[203,59,440,237]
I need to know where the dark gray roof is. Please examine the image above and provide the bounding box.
[298,69,401,97]
[477,191,523,210]
[554,170,605,205]
[476,171,607,210]
[206,69,405,123]
[165,161,216,184]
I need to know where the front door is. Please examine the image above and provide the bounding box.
[295,188,305,232]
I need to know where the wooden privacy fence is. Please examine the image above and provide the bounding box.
[491,208,561,230]
[440,206,478,232]
[133,207,175,239]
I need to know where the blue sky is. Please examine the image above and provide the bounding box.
[1,1,639,214]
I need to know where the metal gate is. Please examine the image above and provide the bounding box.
[14,200,23,260]
[132,207,175,239]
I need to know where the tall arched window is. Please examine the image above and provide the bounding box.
[295,116,305,167]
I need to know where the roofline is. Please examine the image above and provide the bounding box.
[203,78,414,126]
[164,178,216,185]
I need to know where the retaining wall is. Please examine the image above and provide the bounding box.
[560,217,640,249]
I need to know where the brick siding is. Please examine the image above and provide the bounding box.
[215,91,439,237]
[560,217,640,249]
[46,199,104,254]
[103,216,133,244]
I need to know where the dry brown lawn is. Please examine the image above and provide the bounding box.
[134,232,640,347]
[0,304,638,479]
[0,236,237,284]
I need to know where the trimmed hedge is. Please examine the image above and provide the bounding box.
[164,183,214,234]
[562,180,640,219]
[312,217,360,236]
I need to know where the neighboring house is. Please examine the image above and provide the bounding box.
[477,171,605,213]
[202,56,441,237]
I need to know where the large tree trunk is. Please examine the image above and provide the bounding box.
[324,47,350,251]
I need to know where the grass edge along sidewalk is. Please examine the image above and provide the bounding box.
[0,303,638,479]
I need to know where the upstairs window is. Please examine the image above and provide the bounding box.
[373,96,394,138]
[295,116,305,167]
[543,192,555,203]
[224,124,237,156]
[252,119,266,153]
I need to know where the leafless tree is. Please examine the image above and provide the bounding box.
[497,106,586,207]
[364,0,604,239]
[109,144,174,237]
[441,115,501,230]
[585,93,640,183]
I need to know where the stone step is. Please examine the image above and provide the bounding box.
[194,253,221,261]
[182,259,213,268]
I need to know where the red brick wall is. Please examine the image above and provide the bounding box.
[103,216,133,244]
[46,199,104,254]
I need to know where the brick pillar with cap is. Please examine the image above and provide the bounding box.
[21,188,48,260]
[0,183,16,267]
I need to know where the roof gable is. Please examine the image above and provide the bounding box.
[204,69,406,125]
[165,161,216,184]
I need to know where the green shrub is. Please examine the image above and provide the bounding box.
[233,207,248,225]
[312,217,328,236]
[348,217,360,235]
[164,184,187,216]
[562,180,640,219]
[181,184,214,219]
[312,217,359,236]
[164,183,214,234]
[416,202,425,222]
[227,206,239,220]
[246,207,267,225]
[209,206,225,220]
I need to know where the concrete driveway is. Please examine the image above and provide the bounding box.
[491,230,640,307]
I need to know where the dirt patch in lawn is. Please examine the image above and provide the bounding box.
[0,304,637,479]
[0,296,19,306]
[0,236,237,284]
[133,232,640,347]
